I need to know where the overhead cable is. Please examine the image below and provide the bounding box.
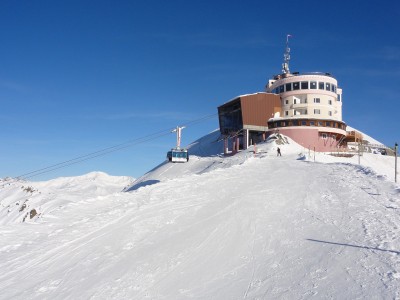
[10,113,217,181]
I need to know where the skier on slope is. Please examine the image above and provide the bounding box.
[277,147,281,156]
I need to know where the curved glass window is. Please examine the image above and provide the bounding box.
[310,81,317,89]
[279,85,284,93]
[318,82,325,90]
[326,83,331,91]
[285,83,292,91]
[301,81,309,89]
[293,82,300,90]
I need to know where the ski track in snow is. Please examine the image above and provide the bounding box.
[0,138,399,299]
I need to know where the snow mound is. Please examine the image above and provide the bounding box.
[0,172,135,225]
[126,128,396,193]
[125,132,303,192]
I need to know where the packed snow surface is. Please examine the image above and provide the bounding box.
[0,132,399,299]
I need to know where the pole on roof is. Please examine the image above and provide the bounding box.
[282,34,292,74]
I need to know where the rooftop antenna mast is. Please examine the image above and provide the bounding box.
[172,126,185,149]
[282,34,292,74]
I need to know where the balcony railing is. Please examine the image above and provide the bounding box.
[290,103,308,109]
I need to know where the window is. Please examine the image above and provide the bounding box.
[285,99,289,105]
[280,121,286,127]
[285,83,292,91]
[318,121,323,126]
[285,111,289,116]
[328,111,332,116]
[279,85,284,93]
[301,120,307,126]
[328,100,332,105]
[326,83,331,91]
[310,121,315,126]
[326,121,331,127]
[314,109,321,114]
[301,81,309,89]
[293,120,299,126]
[337,94,341,101]
[314,98,320,103]
[318,82,325,90]
[331,84,336,92]
[321,133,327,139]
[310,81,317,89]
[293,82,300,90]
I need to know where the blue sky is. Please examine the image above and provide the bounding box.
[1,0,399,180]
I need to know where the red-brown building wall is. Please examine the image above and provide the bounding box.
[240,93,281,127]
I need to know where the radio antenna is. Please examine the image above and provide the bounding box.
[282,34,292,74]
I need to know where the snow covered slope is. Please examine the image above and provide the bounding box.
[0,172,134,225]
[0,132,399,299]
[127,130,397,191]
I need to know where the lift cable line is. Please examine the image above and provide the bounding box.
[18,130,172,180]
[6,112,217,182]
[16,129,172,179]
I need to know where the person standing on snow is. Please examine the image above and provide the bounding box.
[277,147,282,156]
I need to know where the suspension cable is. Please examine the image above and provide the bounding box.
[4,113,217,182]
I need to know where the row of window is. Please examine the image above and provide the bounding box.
[272,81,337,94]
[268,119,346,129]
[320,133,336,140]
[284,98,334,105]
[284,110,333,116]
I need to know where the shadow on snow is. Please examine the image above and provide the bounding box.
[307,238,400,255]
[125,179,160,192]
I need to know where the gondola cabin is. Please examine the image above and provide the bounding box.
[167,126,189,163]
[167,148,189,162]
